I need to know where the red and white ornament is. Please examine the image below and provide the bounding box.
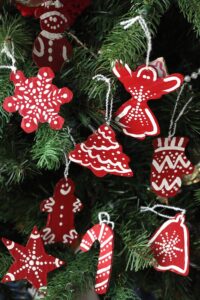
[149,213,189,276]
[80,213,114,294]
[69,123,133,177]
[2,226,65,289]
[40,177,83,245]
[3,67,73,133]
[150,137,194,198]
[112,61,183,140]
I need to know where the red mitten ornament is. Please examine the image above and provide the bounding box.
[40,178,83,245]
[112,62,184,139]
[2,226,65,289]
[80,213,114,294]
[69,124,133,177]
[3,67,73,133]
[33,0,91,72]
[149,213,189,276]
[150,137,194,198]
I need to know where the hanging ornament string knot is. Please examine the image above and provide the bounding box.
[0,41,17,73]
[168,84,193,138]
[93,74,113,125]
[140,204,186,219]
[64,126,76,180]
[120,16,152,67]
[98,212,115,229]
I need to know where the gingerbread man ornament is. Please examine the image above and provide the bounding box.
[40,178,83,245]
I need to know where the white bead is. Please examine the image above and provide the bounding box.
[184,75,191,82]
[191,72,198,79]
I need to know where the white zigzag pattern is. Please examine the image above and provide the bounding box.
[152,177,182,191]
[153,155,190,173]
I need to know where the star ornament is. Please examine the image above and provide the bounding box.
[3,67,73,133]
[2,226,65,289]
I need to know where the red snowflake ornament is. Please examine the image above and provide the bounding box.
[112,62,184,140]
[150,137,194,198]
[3,67,73,133]
[40,177,83,245]
[149,213,189,276]
[80,222,114,294]
[2,226,65,289]
[69,124,133,177]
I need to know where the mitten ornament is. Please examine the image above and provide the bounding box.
[33,0,91,72]
[3,67,73,133]
[80,212,114,294]
[149,213,189,276]
[69,123,133,177]
[40,177,83,245]
[150,137,194,198]
[2,227,65,289]
[112,62,183,139]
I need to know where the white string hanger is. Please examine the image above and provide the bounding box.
[0,41,17,73]
[92,74,113,125]
[98,212,115,229]
[140,204,186,219]
[120,16,152,67]
[64,126,76,180]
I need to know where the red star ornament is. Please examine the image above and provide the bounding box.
[150,137,194,198]
[2,226,65,289]
[149,213,189,276]
[69,124,133,177]
[3,67,73,133]
[112,62,184,140]
[40,178,83,245]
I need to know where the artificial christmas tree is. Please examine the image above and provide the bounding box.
[0,1,200,300]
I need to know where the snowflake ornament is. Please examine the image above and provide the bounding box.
[2,226,65,289]
[149,213,189,276]
[3,67,73,133]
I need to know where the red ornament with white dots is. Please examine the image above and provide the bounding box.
[80,222,114,294]
[149,213,189,276]
[3,67,73,133]
[150,137,194,198]
[69,123,133,177]
[112,61,183,140]
[2,226,65,289]
[40,177,83,245]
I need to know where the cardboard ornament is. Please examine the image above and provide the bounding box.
[3,67,73,133]
[149,213,189,276]
[2,227,65,289]
[69,123,133,177]
[150,137,194,198]
[80,214,114,294]
[40,177,83,245]
[112,61,184,140]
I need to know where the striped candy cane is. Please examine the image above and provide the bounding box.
[80,212,114,294]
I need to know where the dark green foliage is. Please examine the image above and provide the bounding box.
[0,0,199,299]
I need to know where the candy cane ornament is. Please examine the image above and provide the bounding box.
[80,212,114,295]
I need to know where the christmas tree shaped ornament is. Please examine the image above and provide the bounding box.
[113,17,184,140]
[69,75,133,177]
[80,212,114,295]
[40,177,83,245]
[2,226,65,289]
[3,67,73,133]
[150,137,194,198]
[33,0,91,72]
[141,204,189,276]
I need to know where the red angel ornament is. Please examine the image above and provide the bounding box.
[149,213,189,276]
[150,137,194,198]
[112,62,184,139]
[2,226,65,289]
[69,123,133,177]
[3,67,73,133]
[40,178,83,245]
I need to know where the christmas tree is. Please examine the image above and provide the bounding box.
[0,1,200,299]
